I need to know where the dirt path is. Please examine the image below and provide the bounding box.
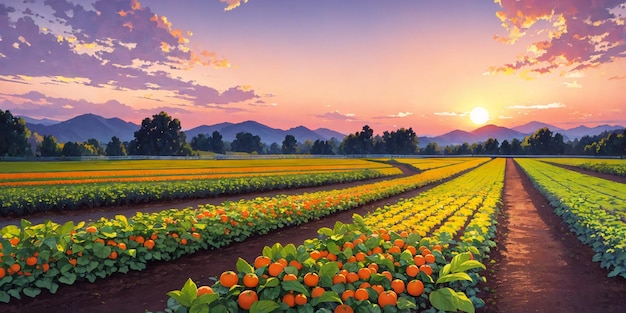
[486,159,626,313]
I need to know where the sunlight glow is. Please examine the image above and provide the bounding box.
[470,107,489,125]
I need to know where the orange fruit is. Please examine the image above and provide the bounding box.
[9,237,19,246]
[68,259,77,267]
[180,238,188,245]
[289,259,303,270]
[238,290,258,310]
[277,258,288,267]
[381,271,393,282]
[85,226,97,233]
[407,280,424,296]
[268,262,284,277]
[405,264,420,277]
[0,267,5,279]
[387,246,401,254]
[378,290,398,308]
[399,231,409,238]
[243,273,259,288]
[357,267,371,280]
[295,293,307,305]
[220,271,239,287]
[420,264,433,276]
[354,288,369,301]
[433,244,443,252]
[254,256,271,268]
[413,255,426,266]
[421,249,432,257]
[391,279,405,294]
[341,289,355,301]
[332,273,347,285]
[355,252,367,262]
[371,284,384,294]
[304,272,320,287]
[367,263,379,274]
[334,304,354,313]
[311,286,325,298]
[109,251,118,259]
[283,273,298,281]
[358,282,371,289]
[424,253,435,264]
[135,236,145,244]
[310,250,322,260]
[327,253,338,261]
[393,239,405,248]
[346,272,359,284]
[197,286,214,296]
[26,256,37,267]
[118,242,127,250]
[42,263,50,272]
[282,293,296,307]
[143,239,155,250]
[405,245,417,256]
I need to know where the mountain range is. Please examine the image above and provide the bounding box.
[19,114,625,147]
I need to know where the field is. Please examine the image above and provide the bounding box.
[1,157,625,313]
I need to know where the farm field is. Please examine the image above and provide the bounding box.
[537,157,626,179]
[1,157,626,313]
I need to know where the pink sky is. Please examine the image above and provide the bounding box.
[0,0,625,136]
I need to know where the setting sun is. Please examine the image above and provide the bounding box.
[470,107,489,125]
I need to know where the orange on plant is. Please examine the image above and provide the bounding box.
[334,304,354,313]
[109,251,118,259]
[144,239,155,250]
[378,290,398,308]
[405,264,419,277]
[197,286,214,296]
[0,267,5,279]
[387,246,401,254]
[277,258,288,267]
[268,262,284,277]
[310,250,322,260]
[413,255,426,266]
[357,267,371,280]
[9,237,19,246]
[254,255,271,268]
[283,273,298,281]
[424,254,435,264]
[420,264,433,276]
[367,263,379,274]
[289,259,303,270]
[355,252,367,262]
[238,290,258,310]
[180,238,188,245]
[118,242,127,250]
[243,273,259,288]
[85,226,97,233]
[346,272,359,284]
[407,280,424,296]
[219,271,239,287]
[304,272,319,287]
[354,288,369,301]
[294,294,307,306]
[332,273,347,285]
[393,238,405,248]
[371,284,384,294]
[26,256,37,266]
[42,263,50,273]
[311,286,325,298]
[282,293,296,307]
[391,279,405,294]
[341,289,355,301]
[358,282,371,289]
[381,271,393,282]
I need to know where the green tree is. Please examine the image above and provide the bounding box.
[382,128,418,154]
[61,142,82,157]
[311,140,334,155]
[0,109,31,157]
[86,138,104,155]
[500,139,512,155]
[128,111,189,156]
[190,133,209,151]
[483,138,500,155]
[105,136,127,156]
[268,142,281,154]
[39,135,61,157]
[209,131,225,154]
[422,142,441,155]
[282,135,298,154]
[231,132,263,154]
[341,125,375,154]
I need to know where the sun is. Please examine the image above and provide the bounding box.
[470,107,489,125]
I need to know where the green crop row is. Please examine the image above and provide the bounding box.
[516,158,626,278]
[539,158,626,177]
[0,170,384,217]
[0,158,489,302]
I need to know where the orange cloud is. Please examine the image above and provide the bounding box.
[492,0,626,75]
[220,0,249,11]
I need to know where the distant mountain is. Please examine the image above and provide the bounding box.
[511,121,565,134]
[185,121,345,144]
[26,113,139,143]
[563,124,625,140]
[18,116,60,126]
[471,124,527,142]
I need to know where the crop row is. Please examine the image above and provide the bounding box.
[0,170,384,217]
[515,158,626,278]
[0,158,490,302]
[153,159,502,313]
[539,158,626,177]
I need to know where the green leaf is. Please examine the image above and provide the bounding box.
[250,300,281,313]
[167,278,198,307]
[194,293,219,306]
[236,257,254,274]
[58,273,76,285]
[429,288,458,312]
[283,244,297,259]
[58,221,75,235]
[0,291,10,303]
[23,287,41,298]
[455,291,475,313]
[281,280,309,296]
[326,242,342,255]
[310,291,342,306]
[440,264,451,277]
[115,215,129,227]
[317,227,334,237]
[449,252,471,273]
[436,272,473,284]
[397,296,417,310]
[93,243,112,259]
[454,260,486,273]
[190,303,209,313]
[264,277,280,288]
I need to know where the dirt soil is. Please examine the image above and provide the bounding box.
[2,159,626,313]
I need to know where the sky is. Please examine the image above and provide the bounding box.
[0,0,625,136]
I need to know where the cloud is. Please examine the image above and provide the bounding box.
[433,111,469,117]
[491,0,626,75]
[220,0,249,11]
[563,81,582,88]
[248,99,277,107]
[316,110,357,121]
[507,102,566,110]
[374,112,413,119]
[498,115,513,119]
[609,75,626,80]
[0,1,254,106]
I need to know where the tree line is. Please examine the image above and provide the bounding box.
[1,109,624,158]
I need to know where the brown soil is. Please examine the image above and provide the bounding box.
[3,159,626,313]
[480,159,626,313]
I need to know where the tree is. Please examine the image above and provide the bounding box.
[382,128,418,154]
[311,140,334,155]
[0,109,31,156]
[510,138,522,154]
[190,133,209,151]
[86,138,104,155]
[299,140,313,154]
[483,138,500,155]
[231,132,263,154]
[282,135,298,154]
[500,139,511,155]
[268,142,281,154]
[106,136,127,156]
[61,142,82,157]
[209,131,225,154]
[341,125,375,154]
[128,111,189,156]
[39,135,61,157]
[422,142,441,155]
